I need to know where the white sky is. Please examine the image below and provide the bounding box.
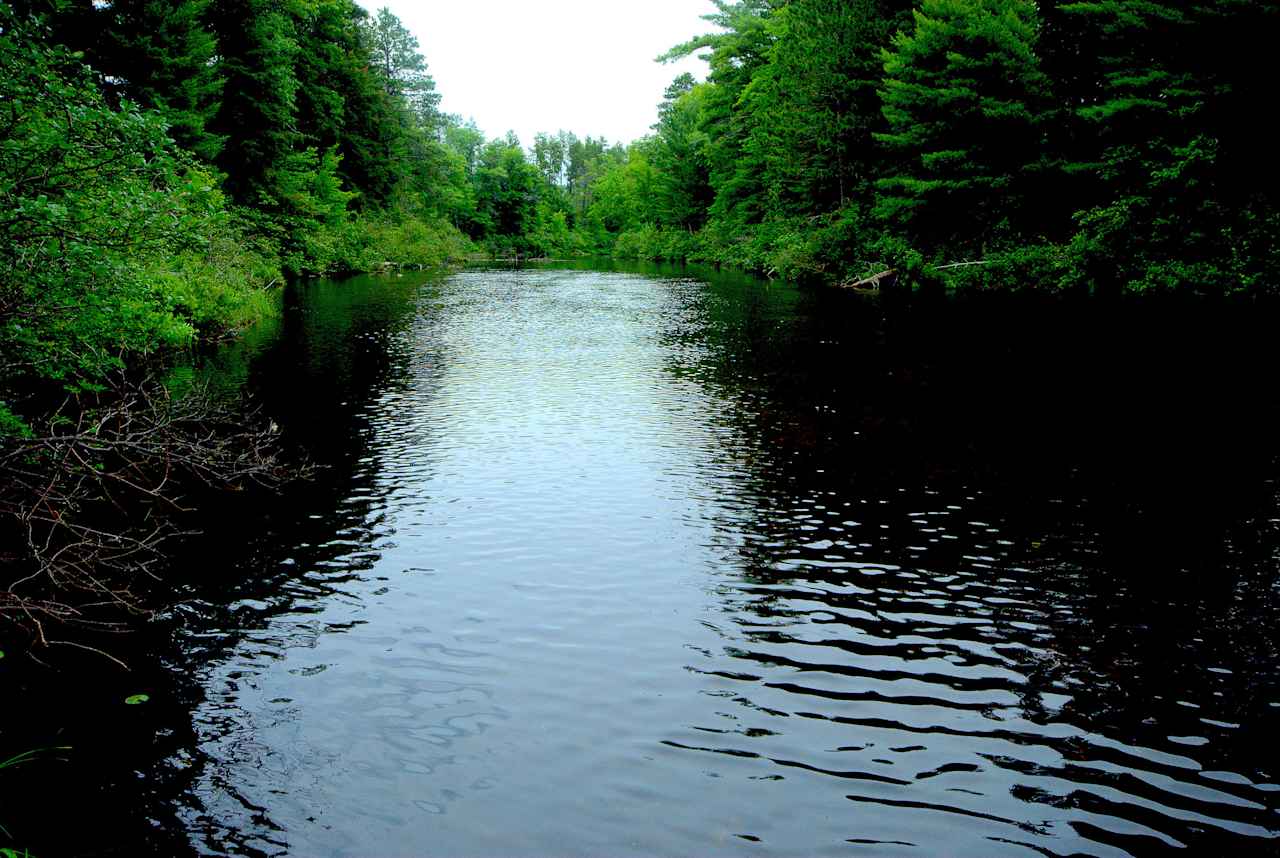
[357,0,716,149]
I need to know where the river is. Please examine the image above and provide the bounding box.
[4,262,1280,856]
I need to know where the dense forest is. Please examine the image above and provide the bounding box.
[577,0,1279,292]
[2,0,1279,644]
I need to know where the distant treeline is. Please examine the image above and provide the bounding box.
[2,0,1276,428]
[532,1,1280,293]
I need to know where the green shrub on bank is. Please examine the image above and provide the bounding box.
[612,225,702,262]
[0,11,478,438]
[0,18,281,428]
[353,216,473,270]
[279,212,471,275]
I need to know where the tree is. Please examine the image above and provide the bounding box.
[589,140,660,233]
[208,0,302,205]
[533,131,570,190]
[875,0,1050,256]
[661,0,776,226]
[737,0,911,216]
[1053,0,1280,292]
[363,6,441,131]
[291,0,405,206]
[565,134,614,220]
[0,8,268,403]
[94,0,225,160]
[473,137,541,246]
[649,74,712,230]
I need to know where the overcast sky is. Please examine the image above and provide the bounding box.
[357,0,717,149]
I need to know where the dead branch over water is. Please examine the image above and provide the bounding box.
[0,379,297,659]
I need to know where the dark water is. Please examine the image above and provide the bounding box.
[5,262,1280,856]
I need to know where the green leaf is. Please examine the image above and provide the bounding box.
[124,694,150,705]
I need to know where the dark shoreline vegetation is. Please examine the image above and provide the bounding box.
[0,0,1278,850]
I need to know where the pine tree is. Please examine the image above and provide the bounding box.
[649,74,712,230]
[738,0,911,216]
[1056,0,1280,291]
[661,0,776,227]
[363,6,442,131]
[98,0,225,160]
[208,0,301,205]
[292,0,404,206]
[876,0,1049,256]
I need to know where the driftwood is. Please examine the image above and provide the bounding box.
[838,259,991,291]
[841,268,897,290]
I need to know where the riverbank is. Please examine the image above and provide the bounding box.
[599,219,1274,296]
[0,198,469,664]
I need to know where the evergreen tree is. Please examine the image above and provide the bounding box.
[648,74,712,230]
[208,0,301,205]
[1057,0,1280,291]
[661,0,776,226]
[738,0,911,216]
[292,0,404,205]
[97,0,224,160]
[876,0,1049,256]
[363,6,442,131]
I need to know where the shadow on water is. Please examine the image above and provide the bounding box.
[654,276,1280,853]
[3,262,1280,856]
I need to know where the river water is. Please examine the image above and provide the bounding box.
[5,262,1280,856]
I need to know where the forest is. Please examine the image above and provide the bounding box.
[575,0,1279,292]
[1,0,1279,643]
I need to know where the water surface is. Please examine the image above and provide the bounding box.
[6,263,1280,856]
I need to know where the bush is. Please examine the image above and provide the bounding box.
[0,15,280,428]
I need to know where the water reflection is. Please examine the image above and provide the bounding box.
[7,264,1278,857]
[184,268,1280,856]
[655,275,1280,854]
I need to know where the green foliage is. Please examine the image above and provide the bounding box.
[612,225,703,262]
[589,142,659,233]
[661,0,775,227]
[98,0,226,161]
[9,0,1273,296]
[208,0,302,205]
[0,14,278,417]
[0,405,31,439]
[876,0,1049,255]
[570,0,1278,294]
[348,214,472,270]
[0,746,70,772]
[472,136,542,251]
[1050,0,1280,294]
[742,0,912,216]
[292,0,402,207]
[363,5,441,129]
[647,74,713,230]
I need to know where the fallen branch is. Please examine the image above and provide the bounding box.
[0,375,303,658]
[841,268,897,290]
[930,260,990,270]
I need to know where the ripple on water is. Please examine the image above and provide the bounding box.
[168,267,1280,857]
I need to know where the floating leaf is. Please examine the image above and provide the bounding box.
[124,694,150,705]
